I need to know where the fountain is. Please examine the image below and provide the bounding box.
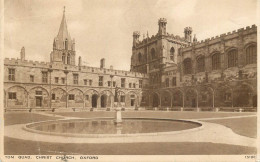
[114,86,122,125]
[114,107,122,124]
[22,86,203,137]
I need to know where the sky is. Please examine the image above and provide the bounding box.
[4,0,257,70]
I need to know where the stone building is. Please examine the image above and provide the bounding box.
[131,19,257,110]
[4,9,149,110]
[4,9,257,111]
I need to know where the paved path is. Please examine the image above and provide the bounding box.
[195,114,256,121]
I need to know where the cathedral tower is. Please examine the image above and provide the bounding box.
[50,7,76,65]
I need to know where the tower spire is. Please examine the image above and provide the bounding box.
[51,7,76,65]
[56,6,71,45]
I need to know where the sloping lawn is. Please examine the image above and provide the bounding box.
[202,117,257,138]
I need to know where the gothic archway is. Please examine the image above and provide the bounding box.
[101,94,107,108]
[152,93,159,107]
[92,94,98,108]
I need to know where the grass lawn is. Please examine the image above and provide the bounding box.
[4,137,256,155]
[4,111,257,155]
[203,117,257,138]
[4,112,61,126]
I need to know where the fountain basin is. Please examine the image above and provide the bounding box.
[23,118,203,138]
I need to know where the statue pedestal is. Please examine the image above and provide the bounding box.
[114,107,122,124]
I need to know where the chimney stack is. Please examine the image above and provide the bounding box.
[20,47,25,61]
[78,56,82,67]
[100,58,105,68]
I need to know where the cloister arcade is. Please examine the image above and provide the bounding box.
[4,81,257,110]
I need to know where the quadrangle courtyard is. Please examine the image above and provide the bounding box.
[4,111,257,155]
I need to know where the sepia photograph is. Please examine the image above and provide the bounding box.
[1,0,259,161]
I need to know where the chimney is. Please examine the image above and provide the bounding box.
[20,47,25,61]
[78,56,82,67]
[110,65,113,70]
[100,58,105,68]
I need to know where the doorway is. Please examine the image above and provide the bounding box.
[36,96,42,107]
[152,93,159,107]
[131,99,135,106]
[192,98,196,107]
[92,94,98,108]
[101,95,107,108]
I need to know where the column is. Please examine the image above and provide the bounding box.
[6,92,8,108]
[83,95,85,108]
[97,96,101,108]
[148,94,151,107]
[231,89,234,108]
[196,91,199,108]
[182,93,185,108]
[170,96,173,108]
[27,93,29,108]
[110,95,113,108]
[196,91,200,112]
[64,70,69,108]
[159,94,162,107]
[49,68,53,109]
[212,90,215,108]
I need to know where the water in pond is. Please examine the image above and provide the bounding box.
[28,119,200,134]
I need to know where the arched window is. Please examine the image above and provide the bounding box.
[212,53,220,70]
[62,53,66,64]
[197,56,205,72]
[246,44,257,65]
[151,48,156,60]
[138,53,142,62]
[170,47,175,61]
[67,54,70,65]
[65,39,68,50]
[183,58,192,74]
[165,78,169,87]
[227,49,238,68]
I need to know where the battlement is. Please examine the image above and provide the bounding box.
[134,34,159,47]
[134,32,189,48]
[79,65,148,78]
[165,33,188,43]
[4,58,50,67]
[182,24,257,50]
[4,57,148,78]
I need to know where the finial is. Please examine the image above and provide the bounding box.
[63,6,65,13]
